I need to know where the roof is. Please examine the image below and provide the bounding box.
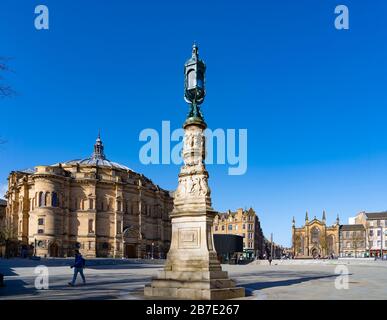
[0,199,7,206]
[365,212,387,220]
[58,158,132,171]
[340,224,365,231]
[54,134,134,172]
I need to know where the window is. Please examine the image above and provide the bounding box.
[235,225,238,231]
[242,224,246,229]
[88,219,94,233]
[377,220,381,227]
[45,192,50,207]
[221,225,225,231]
[377,230,381,237]
[345,231,350,238]
[89,199,93,210]
[215,226,218,231]
[51,192,58,207]
[38,229,44,234]
[346,242,351,248]
[38,218,44,225]
[369,240,374,248]
[248,233,253,239]
[369,229,374,237]
[311,227,320,244]
[228,225,233,231]
[117,221,122,234]
[385,240,387,247]
[377,240,381,247]
[39,192,44,207]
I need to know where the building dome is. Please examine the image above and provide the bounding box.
[56,133,134,171]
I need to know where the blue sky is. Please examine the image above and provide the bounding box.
[1,0,386,246]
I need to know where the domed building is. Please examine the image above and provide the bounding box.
[5,135,173,258]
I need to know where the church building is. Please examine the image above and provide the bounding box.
[292,211,340,258]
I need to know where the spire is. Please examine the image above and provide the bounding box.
[92,132,106,160]
[322,210,326,222]
[192,42,198,60]
[292,216,295,227]
[305,211,309,222]
[336,214,340,224]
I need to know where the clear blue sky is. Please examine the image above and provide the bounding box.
[1,0,386,247]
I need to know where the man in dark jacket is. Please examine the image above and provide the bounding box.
[68,250,86,286]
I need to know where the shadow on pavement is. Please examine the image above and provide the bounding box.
[241,273,345,296]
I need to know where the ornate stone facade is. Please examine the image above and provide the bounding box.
[4,135,173,258]
[213,208,265,259]
[292,211,340,258]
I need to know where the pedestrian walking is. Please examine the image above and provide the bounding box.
[268,256,272,266]
[68,250,86,286]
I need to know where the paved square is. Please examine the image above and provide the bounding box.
[1,259,386,299]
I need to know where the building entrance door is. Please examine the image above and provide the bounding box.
[49,243,59,257]
[311,248,319,258]
[124,244,136,258]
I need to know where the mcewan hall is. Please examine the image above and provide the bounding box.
[4,135,173,258]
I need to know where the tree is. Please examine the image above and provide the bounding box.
[293,233,301,256]
[0,215,16,258]
[319,234,328,257]
[0,57,15,97]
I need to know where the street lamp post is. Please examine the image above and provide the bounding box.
[151,242,154,260]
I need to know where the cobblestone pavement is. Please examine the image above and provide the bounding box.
[1,258,386,299]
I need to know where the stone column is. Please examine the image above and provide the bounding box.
[144,117,245,300]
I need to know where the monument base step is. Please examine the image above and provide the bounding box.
[144,284,245,300]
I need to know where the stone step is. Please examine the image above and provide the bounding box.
[144,285,245,300]
[148,278,236,290]
[157,270,229,281]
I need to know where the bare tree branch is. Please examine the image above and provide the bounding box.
[0,57,15,98]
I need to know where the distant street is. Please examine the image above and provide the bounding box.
[1,258,387,300]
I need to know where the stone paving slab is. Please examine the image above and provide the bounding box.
[1,259,387,300]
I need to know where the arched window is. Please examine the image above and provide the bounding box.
[51,192,58,207]
[88,219,94,233]
[89,199,93,210]
[39,192,44,207]
[311,227,320,244]
[45,192,50,207]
